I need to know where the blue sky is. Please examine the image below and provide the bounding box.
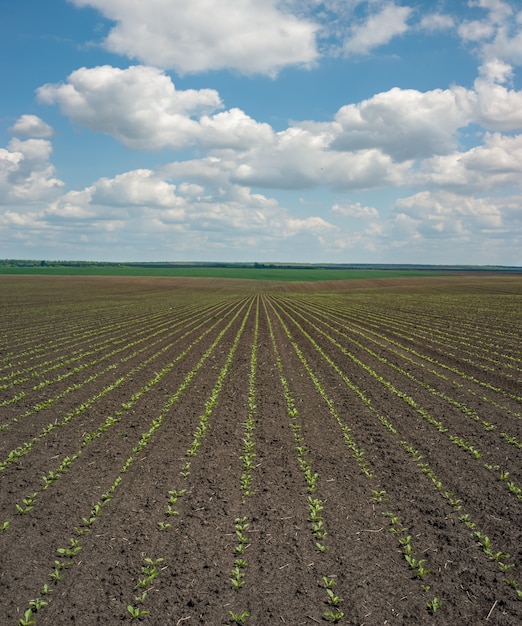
[1,0,521,265]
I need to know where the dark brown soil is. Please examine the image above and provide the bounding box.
[0,275,521,625]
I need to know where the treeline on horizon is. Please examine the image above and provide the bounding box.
[0,259,519,272]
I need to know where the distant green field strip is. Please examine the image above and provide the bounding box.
[0,266,445,281]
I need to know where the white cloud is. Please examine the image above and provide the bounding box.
[229,126,411,191]
[460,0,513,41]
[344,4,412,55]
[286,216,336,236]
[469,0,513,24]
[458,19,495,42]
[418,133,522,191]
[458,0,522,67]
[331,86,474,160]
[90,170,183,208]
[331,201,379,219]
[38,164,338,257]
[199,109,274,149]
[462,133,522,175]
[37,65,220,149]
[37,65,273,151]
[484,22,522,66]
[478,58,513,82]
[394,190,510,238]
[419,13,455,32]
[0,138,64,204]
[9,115,54,138]
[68,0,318,76]
[473,78,522,131]
[34,63,522,197]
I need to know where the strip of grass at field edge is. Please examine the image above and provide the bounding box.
[0,266,450,281]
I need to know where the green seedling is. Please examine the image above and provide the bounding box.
[134,575,156,590]
[499,562,515,572]
[0,520,9,532]
[158,521,171,531]
[405,555,418,569]
[324,610,344,623]
[28,597,48,611]
[50,568,63,581]
[235,530,250,543]
[228,610,249,624]
[417,562,430,579]
[16,503,33,515]
[323,576,336,589]
[180,462,191,477]
[57,538,82,558]
[427,597,441,614]
[42,471,59,488]
[127,605,149,619]
[230,566,245,590]
[371,490,388,503]
[18,609,36,626]
[326,588,343,606]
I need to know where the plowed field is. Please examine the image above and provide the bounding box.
[1,274,521,625]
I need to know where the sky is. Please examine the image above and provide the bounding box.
[1,0,522,265]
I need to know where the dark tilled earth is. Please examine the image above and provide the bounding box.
[0,275,521,625]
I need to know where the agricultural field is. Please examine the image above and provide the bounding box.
[0,264,446,281]
[0,274,521,625]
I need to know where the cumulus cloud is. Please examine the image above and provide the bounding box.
[458,0,522,67]
[90,170,183,208]
[229,127,411,191]
[419,13,455,32]
[344,4,412,55]
[68,0,318,75]
[37,65,273,151]
[198,109,274,150]
[473,76,522,131]
[470,0,513,24]
[37,66,220,150]
[47,171,186,225]
[418,133,522,191]
[394,190,509,239]
[10,115,54,138]
[331,86,474,160]
[458,19,495,42]
[39,163,337,258]
[0,138,64,204]
[331,201,379,219]
[34,61,522,196]
[484,21,522,66]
